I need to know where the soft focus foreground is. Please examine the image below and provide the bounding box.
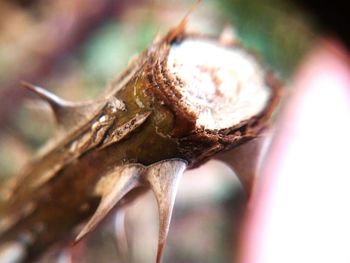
[0,0,315,262]
[242,40,350,263]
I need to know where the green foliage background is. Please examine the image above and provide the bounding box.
[218,0,315,77]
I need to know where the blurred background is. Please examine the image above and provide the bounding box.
[0,0,346,262]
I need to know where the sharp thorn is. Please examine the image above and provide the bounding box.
[215,136,267,196]
[165,0,201,43]
[219,24,236,45]
[75,165,144,242]
[21,81,67,109]
[21,81,106,131]
[143,159,187,263]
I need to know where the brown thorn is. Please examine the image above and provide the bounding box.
[75,165,144,243]
[21,81,107,131]
[165,0,202,43]
[21,81,67,109]
[143,159,187,263]
[215,136,267,197]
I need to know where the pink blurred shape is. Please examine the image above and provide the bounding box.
[241,40,350,263]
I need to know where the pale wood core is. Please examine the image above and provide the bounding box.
[167,39,271,130]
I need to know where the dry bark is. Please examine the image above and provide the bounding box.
[0,20,281,263]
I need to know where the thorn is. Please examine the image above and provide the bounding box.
[21,81,67,109]
[21,81,105,131]
[114,209,128,263]
[75,165,144,242]
[215,136,267,196]
[165,0,201,43]
[219,24,237,45]
[143,159,187,263]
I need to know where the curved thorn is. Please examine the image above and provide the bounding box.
[143,159,187,263]
[21,81,106,131]
[215,136,268,196]
[75,165,144,242]
[21,81,67,108]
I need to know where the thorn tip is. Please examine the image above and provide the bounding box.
[144,159,187,263]
[21,81,67,108]
[75,165,144,242]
